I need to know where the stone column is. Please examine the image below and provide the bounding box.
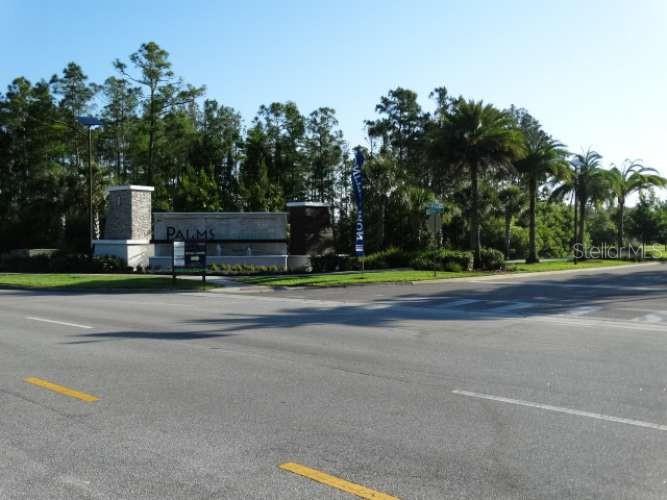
[103,185,154,240]
[93,185,154,269]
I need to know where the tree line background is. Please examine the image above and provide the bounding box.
[2,41,666,262]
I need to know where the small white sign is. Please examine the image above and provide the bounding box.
[173,241,185,267]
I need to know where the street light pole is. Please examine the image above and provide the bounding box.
[88,125,94,252]
[77,116,103,253]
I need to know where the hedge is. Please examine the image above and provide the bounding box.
[409,249,474,272]
[310,247,509,273]
[362,247,416,269]
[310,254,360,273]
[0,252,127,273]
[208,263,281,275]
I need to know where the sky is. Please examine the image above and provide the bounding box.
[2,0,667,179]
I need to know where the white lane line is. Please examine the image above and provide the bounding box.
[453,389,667,432]
[452,389,667,431]
[25,317,93,329]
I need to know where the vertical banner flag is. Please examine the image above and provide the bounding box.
[352,149,365,256]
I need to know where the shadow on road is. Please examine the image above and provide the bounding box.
[65,331,237,343]
[59,268,667,343]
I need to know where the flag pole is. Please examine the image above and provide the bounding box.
[352,148,365,271]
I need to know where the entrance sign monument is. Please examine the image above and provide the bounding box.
[150,211,288,270]
[93,185,333,271]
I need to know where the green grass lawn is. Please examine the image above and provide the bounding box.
[238,269,489,287]
[505,259,635,272]
[0,273,215,291]
[0,259,643,290]
[239,258,641,288]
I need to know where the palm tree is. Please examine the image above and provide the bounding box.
[551,149,607,258]
[605,160,666,249]
[441,99,525,263]
[514,127,568,263]
[549,163,578,247]
[498,185,525,260]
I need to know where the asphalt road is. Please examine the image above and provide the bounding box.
[1,263,667,499]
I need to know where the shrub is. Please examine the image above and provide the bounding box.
[410,249,474,272]
[0,254,50,272]
[206,263,282,275]
[475,248,505,271]
[311,254,359,273]
[0,252,126,273]
[643,248,667,261]
[311,248,421,272]
[444,262,463,273]
[311,254,338,272]
[362,247,416,270]
[95,255,126,273]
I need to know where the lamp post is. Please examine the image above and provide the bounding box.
[77,116,103,252]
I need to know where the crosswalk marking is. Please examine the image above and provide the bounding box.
[487,301,534,313]
[445,299,481,308]
[198,290,665,326]
[381,296,452,303]
[534,316,666,332]
[563,306,602,317]
[632,313,663,323]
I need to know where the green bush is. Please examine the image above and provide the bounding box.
[410,249,474,272]
[0,254,49,272]
[305,247,506,274]
[311,248,421,272]
[94,255,126,273]
[444,261,463,273]
[207,263,281,275]
[362,247,416,270]
[475,248,505,271]
[311,254,360,273]
[0,252,126,273]
[643,248,667,261]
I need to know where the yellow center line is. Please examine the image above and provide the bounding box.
[279,462,398,500]
[24,377,100,403]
